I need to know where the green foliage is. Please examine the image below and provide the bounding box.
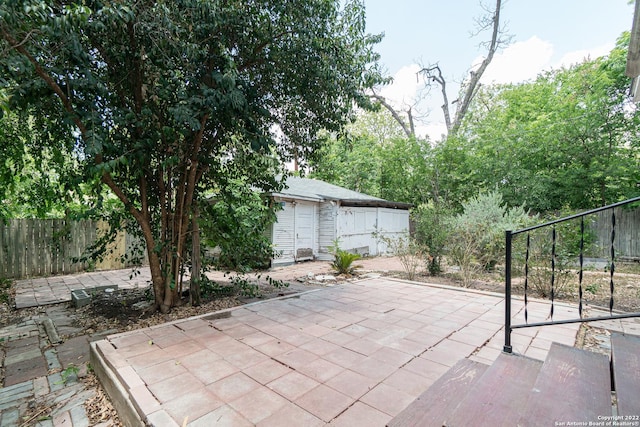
[374,231,428,281]
[58,364,80,385]
[310,109,433,206]
[228,275,261,298]
[0,278,12,304]
[0,0,384,309]
[446,191,534,286]
[328,239,362,275]
[516,211,597,298]
[0,109,89,220]
[224,273,289,299]
[412,202,455,275]
[585,282,600,295]
[446,32,640,212]
[201,180,277,272]
[193,276,232,299]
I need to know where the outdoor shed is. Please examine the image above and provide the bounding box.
[267,177,411,266]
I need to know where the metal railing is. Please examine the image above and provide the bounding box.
[504,196,640,353]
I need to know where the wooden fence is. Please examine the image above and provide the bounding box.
[2,207,638,280]
[592,206,640,261]
[0,219,146,280]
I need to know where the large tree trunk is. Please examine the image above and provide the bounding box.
[190,205,202,307]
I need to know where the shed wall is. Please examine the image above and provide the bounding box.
[336,206,409,256]
[271,201,296,265]
[317,202,338,261]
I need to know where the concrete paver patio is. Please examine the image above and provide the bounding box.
[92,277,582,426]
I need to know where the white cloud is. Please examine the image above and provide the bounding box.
[480,36,554,84]
[478,37,616,85]
[379,64,422,109]
[554,43,613,69]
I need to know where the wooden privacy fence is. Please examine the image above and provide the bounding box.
[0,219,146,280]
[593,206,640,261]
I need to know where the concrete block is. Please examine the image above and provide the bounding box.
[71,290,91,308]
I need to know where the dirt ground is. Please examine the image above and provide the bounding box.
[1,256,639,425]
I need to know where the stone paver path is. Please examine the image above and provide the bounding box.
[14,268,152,309]
[93,277,583,426]
[0,314,95,427]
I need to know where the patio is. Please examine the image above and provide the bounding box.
[91,277,582,426]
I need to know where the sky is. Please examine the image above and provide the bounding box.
[363,0,636,139]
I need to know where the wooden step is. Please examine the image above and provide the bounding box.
[518,342,612,426]
[387,358,489,427]
[444,352,543,427]
[611,332,640,416]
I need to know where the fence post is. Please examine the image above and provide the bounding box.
[504,229,513,353]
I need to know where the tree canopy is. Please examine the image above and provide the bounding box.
[309,109,433,206]
[311,32,639,215]
[445,33,640,211]
[1,0,384,311]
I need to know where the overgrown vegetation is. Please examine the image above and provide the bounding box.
[374,232,428,280]
[443,191,534,286]
[0,278,11,304]
[514,212,597,298]
[200,182,278,272]
[198,273,289,300]
[412,202,453,275]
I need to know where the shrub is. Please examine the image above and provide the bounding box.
[446,190,534,286]
[328,239,362,275]
[412,202,453,275]
[200,187,277,272]
[374,231,428,280]
[518,211,596,298]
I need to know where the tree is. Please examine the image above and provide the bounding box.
[370,0,508,140]
[444,33,640,212]
[1,0,384,312]
[419,0,508,137]
[309,109,433,206]
[0,103,87,220]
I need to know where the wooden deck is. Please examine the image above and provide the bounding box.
[388,332,640,427]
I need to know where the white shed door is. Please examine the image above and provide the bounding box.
[295,202,315,260]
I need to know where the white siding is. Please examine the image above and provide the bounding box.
[337,207,378,256]
[271,200,321,266]
[270,196,409,265]
[376,208,411,255]
[318,202,337,261]
[271,202,295,265]
[336,206,409,256]
[294,201,316,261]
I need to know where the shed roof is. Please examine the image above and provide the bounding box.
[272,177,411,209]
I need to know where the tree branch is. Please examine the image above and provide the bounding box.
[369,93,414,138]
[418,65,452,132]
[0,27,88,138]
[417,0,506,137]
[450,0,503,135]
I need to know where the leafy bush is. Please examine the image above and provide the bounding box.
[0,278,12,304]
[200,184,277,272]
[328,239,362,275]
[374,231,428,280]
[412,202,454,275]
[221,273,289,299]
[446,190,534,286]
[518,211,596,298]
